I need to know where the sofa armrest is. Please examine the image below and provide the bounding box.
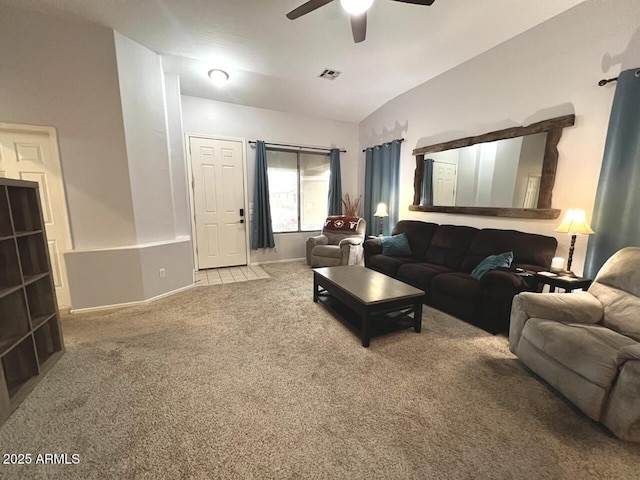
[338,236,363,247]
[616,344,640,365]
[509,291,603,354]
[480,270,528,290]
[306,234,328,266]
[363,238,382,266]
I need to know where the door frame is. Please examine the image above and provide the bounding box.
[0,122,74,307]
[185,134,250,270]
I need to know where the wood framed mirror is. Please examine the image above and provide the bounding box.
[410,115,575,219]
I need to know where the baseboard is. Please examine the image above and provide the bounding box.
[252,257,305,266]
[69,283,195,314]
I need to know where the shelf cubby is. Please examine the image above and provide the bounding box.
[25,276,56,328]
[0,238,22,295]
[7,186,41,235]
[0,178,64,425]
[0,187,12,237]
[1,336,38,398]
[34,317,62,366]
[0,290,31,355]
[17,232,49,278]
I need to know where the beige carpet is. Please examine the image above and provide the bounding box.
[1,262,639,479]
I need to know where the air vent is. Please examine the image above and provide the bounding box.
[319,68,342,80]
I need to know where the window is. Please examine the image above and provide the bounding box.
[266,149,331,232]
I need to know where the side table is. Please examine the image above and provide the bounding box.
[533,272,593,293]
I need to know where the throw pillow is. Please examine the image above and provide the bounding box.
[381,233,412,256]
[470,251,514,280]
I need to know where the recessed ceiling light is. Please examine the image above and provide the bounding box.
[208,69,229,87]
[340,0,374,16]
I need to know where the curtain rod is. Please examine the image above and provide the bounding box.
[362,138,405,152]
[248,140,346,153]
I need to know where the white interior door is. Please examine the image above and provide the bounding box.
[523,174,541,208]
[0,126,72,308]
[433,161,458,206]
[190,137,247,269]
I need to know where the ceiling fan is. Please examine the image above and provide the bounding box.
[286,0,435,43]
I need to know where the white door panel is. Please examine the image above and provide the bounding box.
[190,137,247,269]
[432,161,458,207]
[0,128,71,307]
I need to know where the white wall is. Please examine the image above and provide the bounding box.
[358,0,640,276]
[181,96,359,264]
[114,32,176,244]
[163,73,192,237]
[0,4,136,249]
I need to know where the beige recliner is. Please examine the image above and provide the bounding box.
[510,247,640,442]
[306,216,366,267]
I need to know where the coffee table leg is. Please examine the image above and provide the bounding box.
[362,313,371,348]
[414,300,422,333]
[313,275,318,303]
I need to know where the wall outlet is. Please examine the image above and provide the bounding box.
[159,268,166,278]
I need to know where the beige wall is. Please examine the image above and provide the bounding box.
[358,0,640,276]
[0,4,136,249]
[181,96,360,264]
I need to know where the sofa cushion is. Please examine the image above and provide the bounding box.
[431,272,481,303]
[471,251,514,280]
[424,225,479,270]
[381,233,412,256]
[521,319,637,388]
[462,229,557,273]
[396,263,452,291]
[391,221,439,260]
[367,254,421,277]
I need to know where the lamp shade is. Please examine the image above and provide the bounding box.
[554,209,595,235]
[373,203,388,217]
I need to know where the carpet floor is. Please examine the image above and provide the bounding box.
[1,262,639,479]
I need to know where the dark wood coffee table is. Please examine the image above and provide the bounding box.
[313,266,425,347]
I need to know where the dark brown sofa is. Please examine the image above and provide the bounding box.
[363,220,557,333]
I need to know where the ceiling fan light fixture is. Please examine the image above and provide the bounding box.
[340,0,374,16]
[208,69,229,87]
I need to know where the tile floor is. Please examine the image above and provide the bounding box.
[194,265,270,286]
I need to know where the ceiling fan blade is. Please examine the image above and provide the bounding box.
[391,0,436,5]
[350,12,367,43]
[286,0,335,20]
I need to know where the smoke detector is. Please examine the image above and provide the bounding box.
[319,69,342,80]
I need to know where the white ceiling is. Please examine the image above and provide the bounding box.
[6,0,585,122]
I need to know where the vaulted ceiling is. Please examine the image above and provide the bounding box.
[5,0,585,122]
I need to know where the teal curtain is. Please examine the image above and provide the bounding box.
[585,68,640,277]
[327,148,342,215]
[364,139,402,236]
[251,141,275,250]
[421,158,434,206]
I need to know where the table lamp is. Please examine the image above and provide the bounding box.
[373,203,388,236]
[554,208,594,275]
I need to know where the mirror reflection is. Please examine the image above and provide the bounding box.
[421,133,547,208]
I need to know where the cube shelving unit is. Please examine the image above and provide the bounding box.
[0,178,64,425]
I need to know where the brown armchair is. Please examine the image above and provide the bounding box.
[306,216,366,267]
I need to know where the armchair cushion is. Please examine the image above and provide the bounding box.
[509,291,603,354]
[313,245,342,259]
[521,320,636,388]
